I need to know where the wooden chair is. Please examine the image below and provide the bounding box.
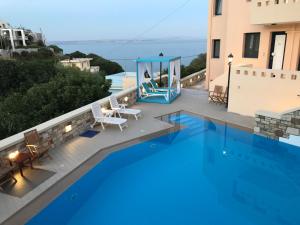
[218,87,228,104]
[24,129,52,161]
[209,85,223,103]
[0,157,17,190]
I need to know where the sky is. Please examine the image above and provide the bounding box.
[0,0,208,42]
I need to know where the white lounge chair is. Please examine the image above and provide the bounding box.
[109,95,142,120]
[90,102,128,131]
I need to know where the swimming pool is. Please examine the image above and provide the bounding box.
[27,112,300,225]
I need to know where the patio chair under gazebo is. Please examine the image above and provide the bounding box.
[136,56,181,104]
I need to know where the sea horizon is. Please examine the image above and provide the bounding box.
[50,38,207,72]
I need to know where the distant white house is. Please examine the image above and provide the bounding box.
[0,20,43,51]
[60,58,100,73]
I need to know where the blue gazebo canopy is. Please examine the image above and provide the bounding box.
[136,56,181,104]
[136,56,181,63]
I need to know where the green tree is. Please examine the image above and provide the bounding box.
[87,53,124,75]
[67,51,87,59]
[48,45,63,54]
[0,59,58,96]
[181,53,206,78]
[0,67,111,139]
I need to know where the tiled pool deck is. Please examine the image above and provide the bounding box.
[0,87,254,225]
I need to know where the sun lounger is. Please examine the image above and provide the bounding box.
[109,95,142,120]
[91,102,128,131]
[141,83,168,101]
[149,79,176,96]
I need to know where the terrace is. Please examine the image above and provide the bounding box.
[0,70,255,225]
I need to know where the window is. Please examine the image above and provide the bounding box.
[215,0,222,15]
[243,33,260,58]
[212,39,221,58]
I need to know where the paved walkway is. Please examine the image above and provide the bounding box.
[0,87,254,225]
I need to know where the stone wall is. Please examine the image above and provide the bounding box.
[0,87,137,157]
[181,70,206,88]
[254,109,300,139]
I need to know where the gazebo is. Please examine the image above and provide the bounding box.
[136,56,181,104]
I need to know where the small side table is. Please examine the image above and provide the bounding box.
[9,152,33,177]
[102,109,117,117]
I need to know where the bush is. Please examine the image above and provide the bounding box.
[0,59,58,96]
[48,45,63,54]
[0,67,111,139]
[181,53,206,78]
[67,51,87,59]
[87,53,124,75]
[12,48,55,60]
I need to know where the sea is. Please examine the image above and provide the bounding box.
[51,39,207,72]
[51,39,207,93]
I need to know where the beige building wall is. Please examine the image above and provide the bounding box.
[206,0,300,117]
[206,0,300,90]
[228,66,300,116]
[60,59,92,72]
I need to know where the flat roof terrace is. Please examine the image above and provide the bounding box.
[0,86,254,225]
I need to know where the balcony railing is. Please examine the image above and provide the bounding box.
[250,0,300,25]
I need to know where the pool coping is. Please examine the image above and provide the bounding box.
[3,125,180,225]
[3,110,253,225]
[157,110,254,133]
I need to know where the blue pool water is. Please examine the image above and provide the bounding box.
[27,113,300,225]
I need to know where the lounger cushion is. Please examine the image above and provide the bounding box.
[96,117,127,125]
[118,108,141,115]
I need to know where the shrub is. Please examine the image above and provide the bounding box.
[181,53,206,78]
[87,53,124,75]
[0,67,111,139]
[48,45,63,54]
[0,59,57,96]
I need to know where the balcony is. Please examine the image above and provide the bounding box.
[228,66,300,116]
[250,0,300,25]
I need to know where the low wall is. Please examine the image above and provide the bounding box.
[228,66,300,117]
[0,87,137,157]
[255,108,300,139]
[181,69,206,88]
[0,70,204,157]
